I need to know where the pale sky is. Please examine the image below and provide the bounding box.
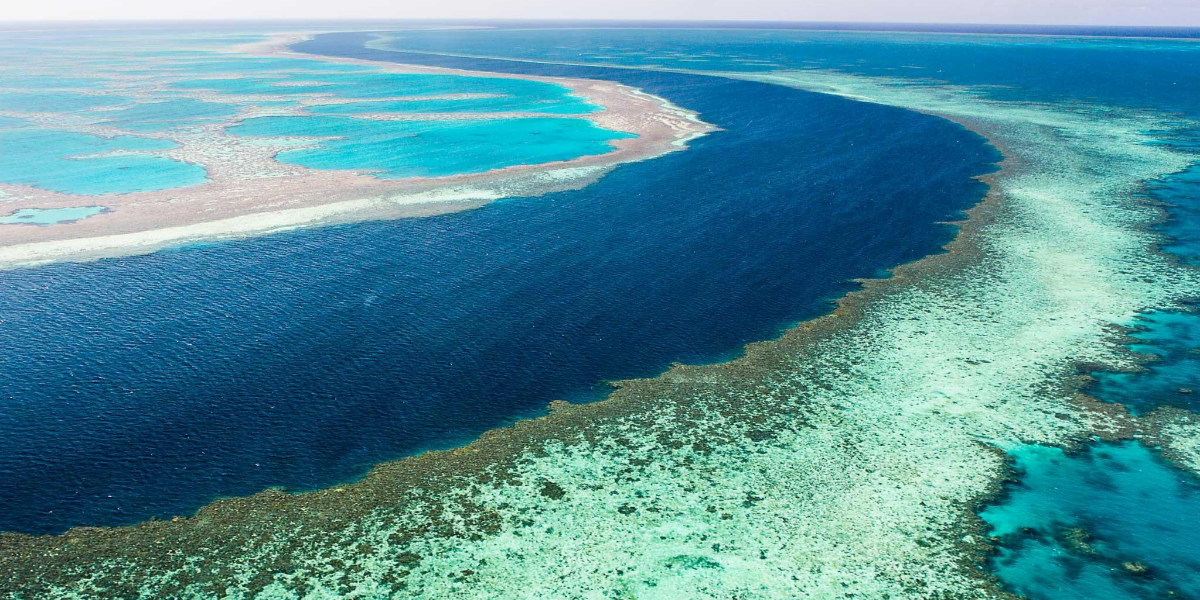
[2,0,1199,27]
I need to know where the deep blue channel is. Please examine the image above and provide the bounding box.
[0,32,997,534]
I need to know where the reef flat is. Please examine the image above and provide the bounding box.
[3,33,1199,599]
[0,33,710,269]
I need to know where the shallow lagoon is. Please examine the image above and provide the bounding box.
[0,30,623,203]
[100,98,240,132]
[1088,140,1200,413]
[0,128,206,195]
[0,206,106,225]
[1159,162,1200,266]
[981,442,1200,600]
[228,115,633,177]
[171,70,599,114]
[1090,310,1200,414]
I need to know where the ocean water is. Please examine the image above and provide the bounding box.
[1090,310,1200,414]
[0,37,997,534]
[1161,164,1200,266]
[371,28,1200,115]
[3,27,1199,600]
[0,206,106,225]
[227,115,632,177]
[0,128,206,195]
[311,29,1200,600]
[980,442,1200,600]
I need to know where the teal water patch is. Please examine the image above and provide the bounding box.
[0,115,28,129]
[980,442,1200,600]
[0,206,105,225]
[1090,310,1200,413]
[100,98,238,132]
[228,115,631,178]
[1087,135,1200,414]
[1159,162,1200,266]
[0,91,127,113]
[0,129,206,195]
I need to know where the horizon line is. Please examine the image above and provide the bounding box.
[1,18,1199,30]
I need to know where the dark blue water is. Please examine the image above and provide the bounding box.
[0,33,997,534]
[374,28,1200,116]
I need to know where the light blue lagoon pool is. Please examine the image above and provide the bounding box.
[0,128,207,195]
[982,442,1200,600]
[99,98,240,132]
[0,31,626,201]
[171,70,598,115]
[228,115,632,178]
[0,206,106,225]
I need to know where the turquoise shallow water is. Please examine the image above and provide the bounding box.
[1088,138,1200,415]
[981,442,1200,600]
[0,206,106,225]
[1090,311,1200,414]
[167,55,372,74]
[0,91,127,113]
[0,128,206,195]
[1159,162,1200,266]
[228,115,632,178]
[171,70,598,115]
[308,95,595,115]
[101,98,239,132]
[0,30,620,199]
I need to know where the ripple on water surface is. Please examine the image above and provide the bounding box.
[980,442,1200,600]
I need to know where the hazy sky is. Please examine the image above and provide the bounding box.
[3,0,1199,26]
